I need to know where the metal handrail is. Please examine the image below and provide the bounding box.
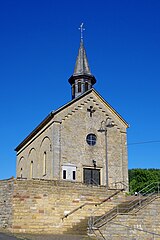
[93,206,117,226]
[115,192,156,215]
[121,182,159,210]
[111,221,160,238]
[138,182,159,194]
[91,182,160,230]
[95,188,124,206]
[92,196,158,229]
[62,188,124,220]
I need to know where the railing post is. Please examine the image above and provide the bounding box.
[88,216,93,234]
[138,193,141,207]
[158,182,159,196]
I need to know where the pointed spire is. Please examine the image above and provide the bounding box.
[73,40,91,76]
[68,24,96,99]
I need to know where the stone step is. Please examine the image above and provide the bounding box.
[63,217,89,235]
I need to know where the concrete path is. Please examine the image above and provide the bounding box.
[0,233,22,240]
[15,234,91,240]
[0,232,93,240]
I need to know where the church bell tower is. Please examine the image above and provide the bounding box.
[68,23,96,99]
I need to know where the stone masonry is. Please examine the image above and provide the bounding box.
[5,37,131,238]
[15,89,128,189]
[1,178,160,239]
[15,37,129,190]
[0,178,14,229]
[98,197,160,239]
[0,178,125,234]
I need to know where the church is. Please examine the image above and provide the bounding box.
[1,28,159,239]
[15,28,129,190]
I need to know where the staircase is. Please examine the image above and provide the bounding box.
[62,188,125,235]
[89,182,160,239]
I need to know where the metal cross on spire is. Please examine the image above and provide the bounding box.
[79,23,85,41]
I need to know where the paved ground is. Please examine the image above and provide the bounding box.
[0,232,94,240]
[0,233,22,240]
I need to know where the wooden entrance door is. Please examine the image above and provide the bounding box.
[83,168,100,185]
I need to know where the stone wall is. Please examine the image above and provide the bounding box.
[54,91,128,188]
[12,179,121,234]
[0,178,128,235]
[1,178,160,238]
[16,120,54,180]
[1,178,122,234]
[0,178,14,229]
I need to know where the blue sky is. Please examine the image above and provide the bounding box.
[0,0,160,179]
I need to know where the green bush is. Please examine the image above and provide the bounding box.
[129,168,160,194]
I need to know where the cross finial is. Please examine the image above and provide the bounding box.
[79,23,85,41]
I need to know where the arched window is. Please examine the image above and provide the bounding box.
[18,157,24,178]
[72,84,75,97]
[30,161,33,178]
[43,151,47,176]
[85,82,88,91]
[20,168,23,178]
[28,148,36,178]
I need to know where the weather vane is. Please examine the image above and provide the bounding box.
[79,23,85,41]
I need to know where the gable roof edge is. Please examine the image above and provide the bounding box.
[15,88,129,152]
[15,89,93,152]
[92,89,129,128]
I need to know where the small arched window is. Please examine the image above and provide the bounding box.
[18,157,24,178]
[43,151,47,176]
[85,82,88,91]
[30,161,33,178]
[72,84,75,97]
[78,81,81,92]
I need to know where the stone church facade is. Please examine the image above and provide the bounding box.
[15,38,129,189]
[1,32,159,239]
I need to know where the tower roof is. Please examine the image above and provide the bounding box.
[68,24,96,99]
[73,40,91,76]
[68,39,96,85]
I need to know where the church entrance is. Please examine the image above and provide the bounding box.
[83,168,100,185]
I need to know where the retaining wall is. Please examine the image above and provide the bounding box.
[0,178,14,228]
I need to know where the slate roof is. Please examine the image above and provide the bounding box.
[73,40,91,76]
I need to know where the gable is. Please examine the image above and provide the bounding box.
[53,88,129,129]
[15,88,129,152]
[92,89,129,128]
